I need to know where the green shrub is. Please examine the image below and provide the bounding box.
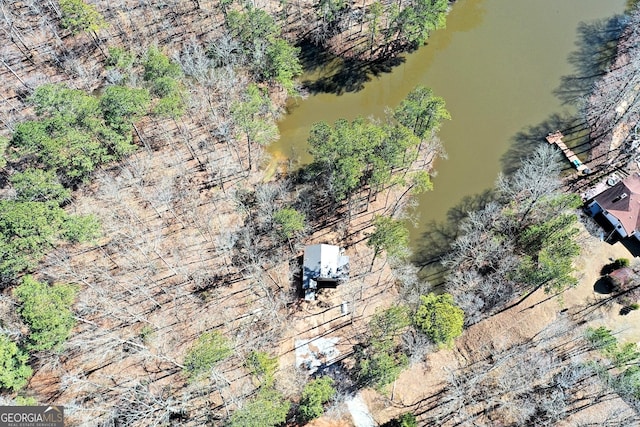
[150,76,179,98]
[0,201,63,280]
[184,331,232,380]
[229,388,290,427]
[143,46,182,83]
[106,47,135,70]
[615,258,630,268]
[30,83,100,124]
[14,395,38,406]
[0,334,32,391]
[14,276,78,351]
[100,85,150,134]
[619,365,640,399]
[265,38,302,94]
[585,326,617,355]
[370,306,411,342]
[356,306,411,389]
[141,47,186,117]
[272,208,305,239]
[357,347,408,389]
[585,327,640,367]
[613,342,640,367]
[246,351,278,387]
[10,169,71,204]
[11,120,106,184]
[59,0,106,35]
[153,92,186,119]
[299,376,336,422]
[139,325,154,345]
[414,293,464,347]
[63,214,101,243]
[10,83,146,184]
[382,413,418,427]
[367,215,410,262]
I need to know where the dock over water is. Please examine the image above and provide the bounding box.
[546,131,590,175]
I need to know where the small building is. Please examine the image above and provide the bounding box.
[302,244,349,301]
[586,173,640,241]
[607,267,634,290]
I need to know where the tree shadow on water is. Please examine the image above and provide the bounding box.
[413,219,457,286]
[412,189,495,286]
[501,113,590,176]
[297,39,407,95]
[302,56,406,95]
[554,14,628,106]
[297,39,339,75]
[501,13,632,187]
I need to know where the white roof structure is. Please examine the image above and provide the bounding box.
[302,244,349,301]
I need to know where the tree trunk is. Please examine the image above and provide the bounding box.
[0,58,30,90]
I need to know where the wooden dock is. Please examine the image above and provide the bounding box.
[546,130,591,175]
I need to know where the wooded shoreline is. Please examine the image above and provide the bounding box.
[0,1,639,426]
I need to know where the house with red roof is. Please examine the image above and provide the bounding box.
[586,173,640,241]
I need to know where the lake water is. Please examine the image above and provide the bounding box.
[271,0,627,247]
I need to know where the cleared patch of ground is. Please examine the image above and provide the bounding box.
[295,337,341,373]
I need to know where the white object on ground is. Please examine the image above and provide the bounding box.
[345,393,376,427]
[295,337,340,374]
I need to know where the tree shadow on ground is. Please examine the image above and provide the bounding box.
[296,39,407,96]
[620,238,640,257]
[594,277,614,294]
[620,305,635,315]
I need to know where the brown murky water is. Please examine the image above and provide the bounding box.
[271,0,627,243]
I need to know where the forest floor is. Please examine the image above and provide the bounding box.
[315,224,640,426]
[0,1,445,423]
[300,6,640,425]
[1,2,637,425]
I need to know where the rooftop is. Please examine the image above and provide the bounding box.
[302,244,349,301]
[592,173,640,236]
